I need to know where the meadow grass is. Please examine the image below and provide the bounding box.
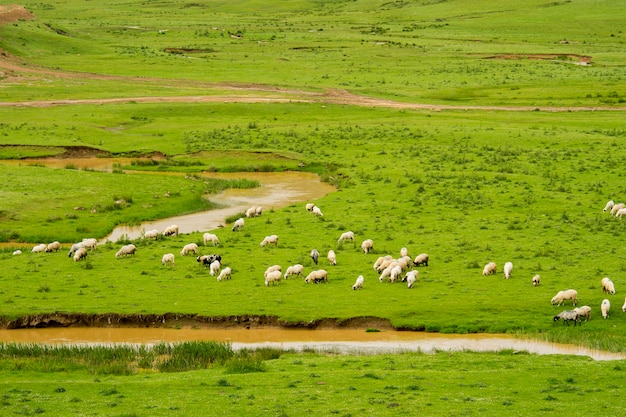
[0,346,624,416]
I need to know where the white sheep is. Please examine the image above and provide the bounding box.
[376,259,394,274]
[482,262,497,276]
[616,207,626,219]
[255,206,263,217]
[143,229,159,240]
[245,206,257,218]
[361,239,374,254]
[305,203,315,211]
[31,243,47,253]
[404,270,419,289]
[553,310,580,326]
[73,247,88,262]
[163,224,179,236]
[217,266,232,281]
[264,265,282,278]
[161,253,175,266]
[532,274,541,286]
[413,253,429,267]
[503,262,513,279]
[67,242,85,257]
[610,203,625,215]
[115,244,136,258]
[379,265,394,282]
[574,305,591,321]
[305,269,328,283]
[400,247,409,258]
[12,250,22,256]
[601,299,611,319]
[45,241,61,253]
[327,250,337,266]
[396,256,412,272]
[601,277,616,295]
[338,231,355,243]
[390,265,403,283]
[81,238,98,250]
[373,255,393,272]
[352,275,364,290]
[284,264,304,280]
[551,289,578,306]
[209,260,221,276]
[622,297,626,312]
[231,217,245,231]
[260,235,279,247]
[603,200,615,212]
[180,243,199,256]
[311,206,323,217]
[203,233,220,246]
[265,270,282,286]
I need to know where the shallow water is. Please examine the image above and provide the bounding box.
[0,327,623,361]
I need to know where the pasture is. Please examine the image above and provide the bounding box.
[2,1,626,414]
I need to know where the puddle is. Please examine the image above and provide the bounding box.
[0,327,623,361]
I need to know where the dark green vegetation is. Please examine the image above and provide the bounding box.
[0,343,624,416]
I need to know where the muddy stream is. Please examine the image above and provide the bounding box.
[3,157,625,361]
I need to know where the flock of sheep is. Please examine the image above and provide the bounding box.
[14,199,626,328]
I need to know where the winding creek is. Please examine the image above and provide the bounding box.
[3,157,625,360]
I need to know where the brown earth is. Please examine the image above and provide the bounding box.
[0,4,34,25]
[0,313,396,331]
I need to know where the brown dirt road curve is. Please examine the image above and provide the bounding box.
[1,4,624,113]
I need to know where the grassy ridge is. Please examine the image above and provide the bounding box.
[0,346,624,416]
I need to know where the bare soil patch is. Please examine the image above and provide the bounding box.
[485,53,592,65]
[0,4,34,25]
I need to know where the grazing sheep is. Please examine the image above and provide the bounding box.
[610,203,625,215]
[265,270,282,287]
[601,299,611,319]
[603,200,615,212]
[404,270,419,289]
[209,260,221,276]
[260,235,279,247]
[310,249,320,265]
[161,253,175,266]
[203,233,220,246]
[338,231,355,243]
[32,243,47,253]
[396,256,413,272]
[482,262,497,276]
[255,206,263,217]
[352,275,364,290]
[361,239,374,254]
[305,203,315,211]
[376,259,394,274]
[12,250,22,256]
[379,265,394,282]
[400,247,409,258]
[217,267,232,281]
[327,250,337,266]
[503,262,513,279]
[284,264,304,280]
[143,229,159,240]
[305,269,328,284]
[264,265,282,278]
[73,247,88,262]
[574,305,591,321]
[231,217,245,231]
[245,206,257,218]
[67,242,85,257]
[163,225,179,236]
[601,277,616,295]
[553,310,580,326]
[81,238,98,250]
[197,254,222,267]
[551,289,578,306]
[373,255,393,272]
[413,253,429,267]
[45,241,61,253]
[311,206,323,217]
[616,207,626,219]
[622,297,626,312]
[115,244,136,258]
[180,243,199,256]
[532,274,541,286]
[390,265,403,283]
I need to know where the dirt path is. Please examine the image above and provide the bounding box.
[1,5,623,113]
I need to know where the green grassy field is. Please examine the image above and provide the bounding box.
[1,1,626,414]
